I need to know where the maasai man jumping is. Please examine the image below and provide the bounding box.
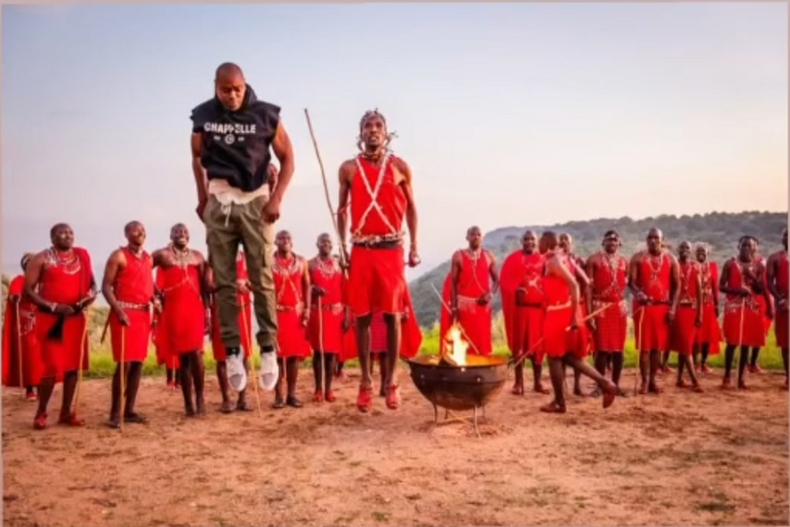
[767,229,789,389]
[191,62,295,394]
[307,233,344,403]
[628,228,680,395]
[439,226,499,357]
[538,232,616,414]
[2,253,43,401]
[692,244,721,373]
[101,221,155,427]
[669,241,703,392]
[719,236,772,389]
[337,109,420,413]
[272,231,311,408]
[206,250,254,413]
[24,224,97,430]
[500,230,549,395]
[559,232,592,396]
[152,224,210,416]
[584,230,629,396]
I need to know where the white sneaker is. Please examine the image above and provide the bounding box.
[226,352,247,392]
[259,351,279,391]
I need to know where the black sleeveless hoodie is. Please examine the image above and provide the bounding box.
[190,85,280,192]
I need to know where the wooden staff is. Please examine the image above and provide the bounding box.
[72,311,90,417]
[735,298,746,386]
[633,305,646,396]
[120,325,126,432]
[508,302,614,371]
[240,301,262,417]
[14,302,24,398]
[304,109,349,274]
[318,296,326,402]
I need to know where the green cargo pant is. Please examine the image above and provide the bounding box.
[203,194,277,351]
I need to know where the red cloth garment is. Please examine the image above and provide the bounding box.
[542,253,588,359]
[152,269,176,367]
[722,258,766,347]
[109,247,153,363]
[158,259,205,356]
[499,250,545,361]
[669,260,700,356]
[274,254,311,359]
[347,246,406,316]
[774,252,789,348]
[307,256,344,355]
[439,250,493,356]
[632,251,671,352]
[346,153,409,317]
[2,275,43,387]
[589,252,629,353]
[36,247,92,379]
[695,261,722,353]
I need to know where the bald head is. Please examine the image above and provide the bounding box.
[521,230,537,253]
[214,62,246,111]
[559,232,573,253]
[125,221,146,249]
[50,223,74,251]
[466,226,482,250]
[170,223,189,249]
[646,228,663,254]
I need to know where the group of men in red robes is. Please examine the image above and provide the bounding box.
[438,225,789,414]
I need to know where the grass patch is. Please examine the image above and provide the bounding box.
[79,319,786,379]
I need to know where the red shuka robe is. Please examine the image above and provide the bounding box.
[2,275,44,387]
[542,253,588,359]
[158,258,205,356]
[632,251,671,352]
[36,247,92,379]
[439,249,493,356]
[695,261,722,352]
[670,260,700,356]
[307,256,344,355]
[152,269,177,368]
[274,254,311,359]
[774,251,789,348]
[722,258,766,347]
[211,252,252,361]
[589,252,629,353]
[500,250,545,361]
[109,247,154,363]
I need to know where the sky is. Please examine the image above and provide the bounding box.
[1,2,787,282]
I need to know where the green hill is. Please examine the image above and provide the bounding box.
[408,211,787,328]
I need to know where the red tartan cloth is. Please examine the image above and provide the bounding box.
[2,275,43,387]
[592,300,627,353]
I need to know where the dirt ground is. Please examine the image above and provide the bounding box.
[2,366,788,527]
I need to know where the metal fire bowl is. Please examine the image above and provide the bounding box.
[407,354,509,412]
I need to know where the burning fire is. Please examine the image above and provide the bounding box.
[442,325,469,366]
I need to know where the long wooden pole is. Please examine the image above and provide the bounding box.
[240,302,262,417]
[14,302,24,398]
[72,312,89,417]
[304,109,349,274]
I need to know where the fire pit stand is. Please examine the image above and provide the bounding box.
[407,355,509,438]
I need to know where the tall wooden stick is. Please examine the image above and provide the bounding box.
[72,312,89,416]
[120,325,126,432]
[318,296,326,402]
[304,109,349,273]
[634,306,646,396]
[14,302,24,398]
[240,302,262,417]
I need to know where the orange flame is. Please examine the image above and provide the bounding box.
[442,325,469,367]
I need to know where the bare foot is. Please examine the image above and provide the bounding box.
[539,401,567,414]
